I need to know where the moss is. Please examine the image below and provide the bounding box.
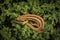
[0,0,60,40]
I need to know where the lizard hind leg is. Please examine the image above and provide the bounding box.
[29,22,39,28]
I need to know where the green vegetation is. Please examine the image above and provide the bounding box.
[0,0,60,40]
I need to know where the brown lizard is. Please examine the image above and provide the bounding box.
[15,12,44,32]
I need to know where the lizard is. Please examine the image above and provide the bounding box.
[15,12,44,32]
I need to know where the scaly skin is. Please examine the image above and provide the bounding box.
[16,12,44,32]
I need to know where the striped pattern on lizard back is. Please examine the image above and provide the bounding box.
[16,14,44,32]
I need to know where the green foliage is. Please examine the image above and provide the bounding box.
[0,0,60,40]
